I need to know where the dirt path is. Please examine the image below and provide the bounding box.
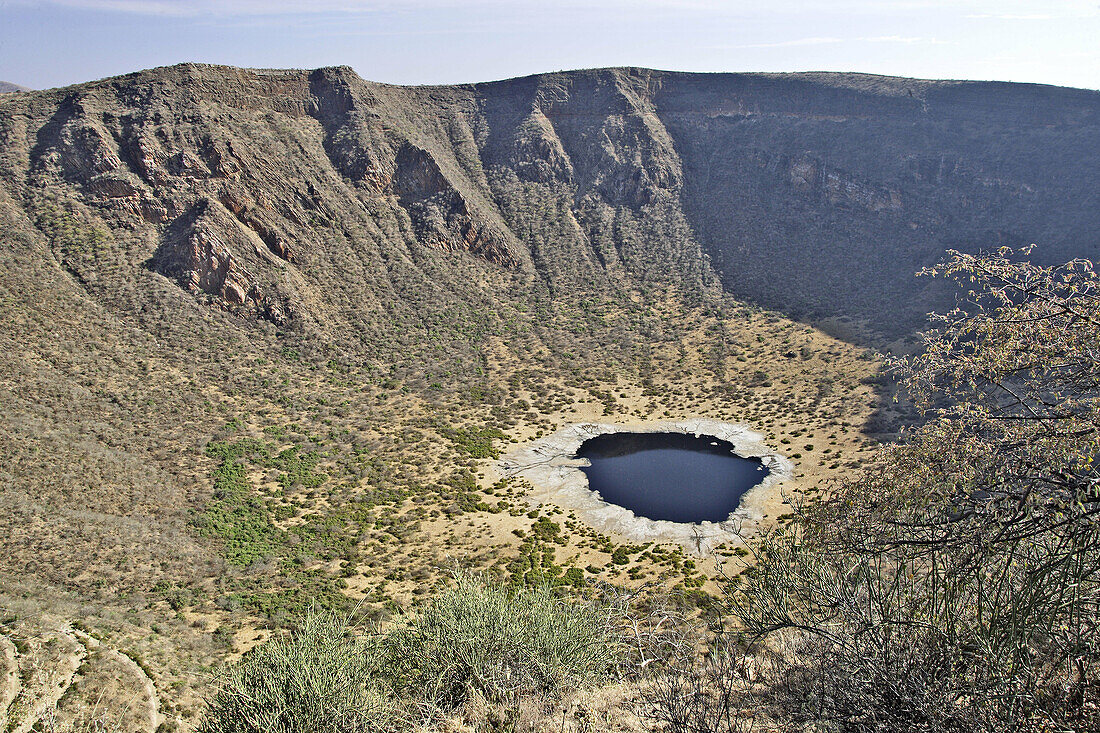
[72,629,161,733]
[0,633,19,729]
[10,629,86,733]
[107,648,161,732]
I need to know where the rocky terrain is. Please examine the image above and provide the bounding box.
[3,64,1096,340]
[0,63,1096,728]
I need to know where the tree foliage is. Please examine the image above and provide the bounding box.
[665,249,1100,732]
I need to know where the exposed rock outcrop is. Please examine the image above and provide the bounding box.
[787,155,902,212]
[151,200,288,324]
[391,143,517,266]
[2,63,1097,338]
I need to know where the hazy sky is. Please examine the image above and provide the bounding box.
[1,0,1098,91]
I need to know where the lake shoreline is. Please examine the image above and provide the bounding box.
[497,418,794,555]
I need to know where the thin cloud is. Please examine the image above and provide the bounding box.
[13,0,385,15]
[19,0,1096,19]
[728,35,951,50]
[9,0,761,15]
[734,37,845,49]
[8,0,445,15]
[966,13,1054,20]
[862,35,953,45]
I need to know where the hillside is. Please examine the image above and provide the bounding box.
[3,64,1097,339]
[0,64,1097,729]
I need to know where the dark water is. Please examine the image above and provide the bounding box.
[575,432,768,523]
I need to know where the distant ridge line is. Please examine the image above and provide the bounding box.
[12,62,1100,96]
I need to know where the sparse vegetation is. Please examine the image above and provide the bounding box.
[379,571,621,710]
[649,250,1100,732]
[2,59,1094,731]
[199,609,394,733]
[200,572,624,731]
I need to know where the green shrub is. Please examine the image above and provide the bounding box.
[199,610,395,733]
[199,574,626,731]
[662,250,1100,732]
[437,424,506,458]
[378,571,620,708]
[610,546,632,565]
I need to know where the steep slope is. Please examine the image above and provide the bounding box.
[649,71,1100,330]
[0,65,721,360]
[0,64,1096,727]
[4,64,1095,343]
[0,61,1095,613]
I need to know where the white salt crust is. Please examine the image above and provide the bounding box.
[497,419,793,555]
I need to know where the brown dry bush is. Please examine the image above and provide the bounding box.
[648,249,1100,732]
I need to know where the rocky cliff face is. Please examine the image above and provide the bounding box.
[1,64,1097,339]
